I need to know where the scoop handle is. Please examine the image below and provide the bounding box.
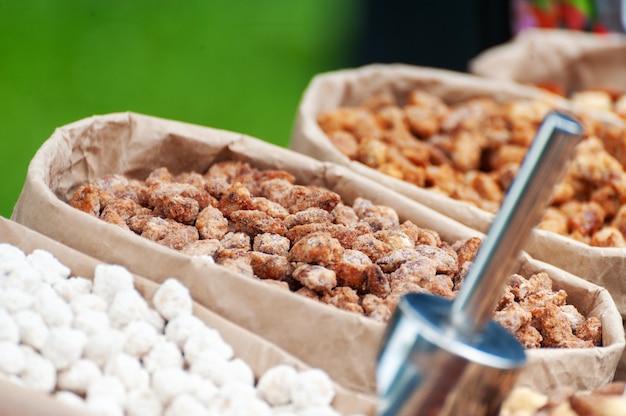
[450,111,584,335]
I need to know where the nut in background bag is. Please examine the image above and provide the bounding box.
[11,111,625,393]
[289,63,626,330]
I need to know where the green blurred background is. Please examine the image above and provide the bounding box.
[0,0,512,218]
[0,0,363,217]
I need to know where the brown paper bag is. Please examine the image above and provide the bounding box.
[11,112,625,394]
[0,216,376,415]
[469,28,626,95]
[289,63,626,324]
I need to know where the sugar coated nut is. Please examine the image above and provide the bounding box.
[152,278,193,321]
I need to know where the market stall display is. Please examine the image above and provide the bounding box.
[0,216,374,415]
[10,112,625,395]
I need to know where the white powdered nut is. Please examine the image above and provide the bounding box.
[257,364,298,406]
[26,249,71,284]
[209,381,271,416]
[84,328,126,367]
[123,321,159,358]
[108,289,150,329]
[151,367,192,405]
[92,264,134,304]
[187,373,218,407]
[164,314,205,348]
[86,395,125,416]
[227,358,255,386]
[0,341,25,374]
[142,340,183,373]
[86,375,127,407]
[125,388,163,416]
[105,353,149,391]
[41,326,87,370]
[33,285,73,327]
[189,349,230,386]
[0,243,26,261]
[183,327,234,365]
[70,293,108,314]
[20,346,57,393]
[152,278,193,321]
[0,308,19,343]
[58,358,102,395]
[290,369,335,409]
[74,309,110,335]
[55,391,87,410]
[164,394,209,416]
[52,277,92,302]
[146,308,165,332]
[0,259,42,294]
[13,309,49,351]
[0,288,34,313]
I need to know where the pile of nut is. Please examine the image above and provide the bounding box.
[68,161,601,349]
[500,382,626,416]
[316,90,626,247]
[0,243,357,416]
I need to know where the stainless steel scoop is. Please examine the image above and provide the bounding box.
[376,111,584,416]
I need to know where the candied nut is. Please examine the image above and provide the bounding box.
[220,232,251,251]
[145,167,173,185]
[195,206,229,240]
[292,264,337,294]
[453,237,481,266]
[204,160,253,182]
[151,193,199,225]
[127,214,155,234]
[218,182,254,217]
[351,233,392,263]
[352,197,399,231]
[493,302,532,334]
[591,226,626,247]
[390,257,437,290]
[328,130,359,159]
[515,324,542,349]
[361,294,392,323]
[204,177,231,200]
[287,232,344,266]
[141,217,199,250]
[284,208,333,229]
[321,287,363,314]
[287,186,342,215]
[230,210,287,237]
[374,230,414,251]
[250,197,289,219]
[253,233,291,256]
[357,137,387,168]
[180,239,221,257]
[538,207,568,235]
[331,203,359,227]
[100,209,129,230]
[413,245,458,274]
[377,248,422,273]
[68,185,112,216]
[328,249,372,291]
[575,316,602,346]
[535,303,593,348]
[365,264,390,298]
[247,252,293,281]
[101,197,145,222]
[399,221,441,247]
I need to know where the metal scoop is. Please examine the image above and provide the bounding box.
[376,111,584,416]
